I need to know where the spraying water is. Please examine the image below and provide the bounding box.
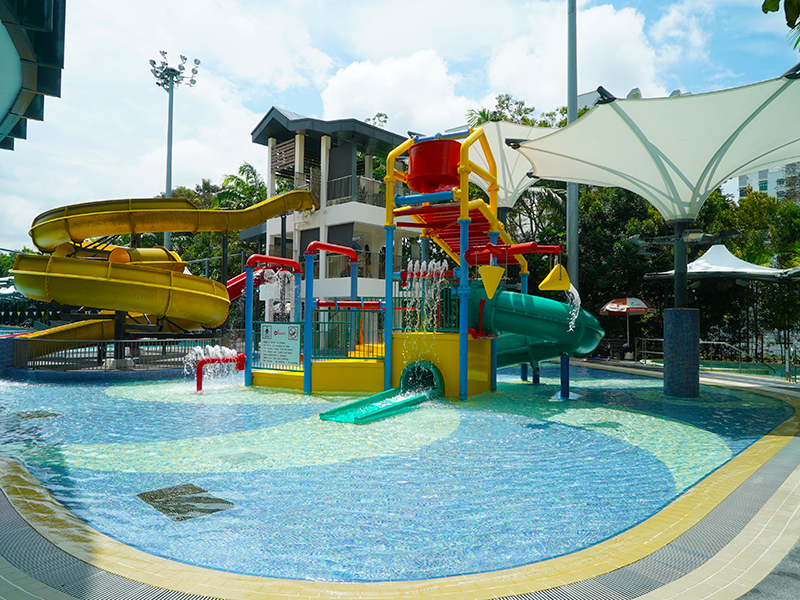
[184,345,240,379]
[404,259,448,334]
[564,284,581,332]
[261,269,294,321]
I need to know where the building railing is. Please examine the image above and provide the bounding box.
[326,251,400,280]
[14,336,239,372]
[327,176,408,207]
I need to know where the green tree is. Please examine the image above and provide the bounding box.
[216,162,267,210]
[466,93,537,126]
[0,252,15,277]
[365,112,388,128]
[783,162,800,203]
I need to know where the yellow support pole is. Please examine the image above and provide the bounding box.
[384,138,415,227]
[477,133,498,218]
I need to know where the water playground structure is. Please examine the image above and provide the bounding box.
[10,125,604,410]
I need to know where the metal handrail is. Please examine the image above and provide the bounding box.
[700,340,777,375]
[635,337,777,376]
[14,336,240,371]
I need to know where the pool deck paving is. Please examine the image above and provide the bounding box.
[2,364,800,600]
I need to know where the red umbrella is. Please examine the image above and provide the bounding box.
[599,297,657,347]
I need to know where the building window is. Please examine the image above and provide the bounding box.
[739,188,747,198]
[759,180,768,192]
[778,190,786,198]
[777,178,785,186]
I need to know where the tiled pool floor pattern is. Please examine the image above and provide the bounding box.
[1,366,800,599]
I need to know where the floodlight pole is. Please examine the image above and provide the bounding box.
[150,52,200,251]
[164,73,176,250]
[566,0,579,292]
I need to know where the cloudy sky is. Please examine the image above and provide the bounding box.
[1,0,797,251]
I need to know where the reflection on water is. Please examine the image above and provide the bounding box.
[0,365,793,582]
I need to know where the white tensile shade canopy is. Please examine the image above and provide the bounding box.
[514,66,800,397]
[645,243,800,282]
[468,121,555,209]
[516,70,800,223]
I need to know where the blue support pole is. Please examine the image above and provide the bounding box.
[488,232,499,392]
[560,354,570,400]
[349,261,358,300]
[244,266,253,386]
[458,219,470,401]
[384,226,395,390]
[421,237,430,264]
[293,273,302,321]
[350,260,358,352]
[420,236,429,328]
[304,254,314,395]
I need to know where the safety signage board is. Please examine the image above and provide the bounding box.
[260,323,301,365]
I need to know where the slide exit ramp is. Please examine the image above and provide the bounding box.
[319,361,444,424]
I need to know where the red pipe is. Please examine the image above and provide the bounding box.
[245,254,302,273]
[407,269,454,279]
[226,267,269,301]
[464,241,563,263]
[196,353,246,392]
[315,300,382,310]
[304,240,359,262]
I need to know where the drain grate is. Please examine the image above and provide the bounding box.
[14,410,60,420]
[136,483,235,522]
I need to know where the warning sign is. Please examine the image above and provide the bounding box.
[260,323,301,365]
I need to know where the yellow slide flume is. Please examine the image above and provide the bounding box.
[28,190,316,253]
[12,190,316,334]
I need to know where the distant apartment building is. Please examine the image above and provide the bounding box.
[738,166,789,199]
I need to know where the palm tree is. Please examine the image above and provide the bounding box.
[216,162,267,210]
[465,107,495,127]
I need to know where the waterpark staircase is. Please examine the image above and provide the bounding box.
[394,201,520,267]
[347,343,384,358]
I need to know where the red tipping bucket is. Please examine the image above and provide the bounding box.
[406,139,461,194]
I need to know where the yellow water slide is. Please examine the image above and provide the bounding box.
[11,191,316,338]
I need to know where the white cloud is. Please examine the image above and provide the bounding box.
[650,2,711,67]
[486,2,666,112]
[321,50,474,135]
[1,0,336,251]
[307,0,523,64]
[5,0,778,254]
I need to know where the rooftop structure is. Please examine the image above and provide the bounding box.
[245,108,418,299]
[0,0,66,150]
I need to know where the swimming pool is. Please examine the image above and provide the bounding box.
[0,364,793,582]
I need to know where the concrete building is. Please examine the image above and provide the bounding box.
[738,166,790,199]
[242,107,418,300]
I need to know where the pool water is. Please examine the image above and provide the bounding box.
[0,364,793,582]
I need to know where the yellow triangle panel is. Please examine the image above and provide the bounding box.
[479,265,505,299]
[539,264,571,291]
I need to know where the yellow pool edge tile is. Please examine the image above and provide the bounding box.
[1,376,799,600]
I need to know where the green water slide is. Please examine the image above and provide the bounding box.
[469,281,605,366]
[319,361,445,424]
